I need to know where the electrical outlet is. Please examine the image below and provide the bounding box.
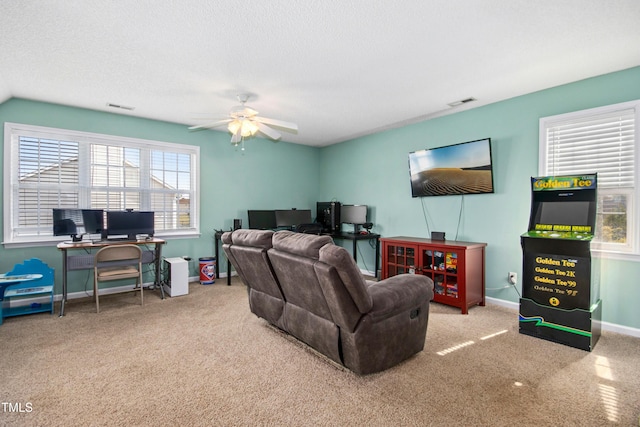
[508,272,517,285]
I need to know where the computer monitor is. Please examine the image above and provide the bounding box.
[275,209,312,228]
[82,209,105,235]
[106,211,154,240]
[53,208,104,242]
[340,205,367,224]
[53,208,82,241]
[247,210,277,230]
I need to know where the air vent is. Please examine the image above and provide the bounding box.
[106,103,135,111]
[447,97,477,108]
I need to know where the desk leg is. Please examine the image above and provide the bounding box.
[155,243,165,299]
[214,235,221,282]
[213,234,231,286]
[352,239,358,263]
[59,249,68,317]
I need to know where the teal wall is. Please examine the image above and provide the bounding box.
[0,99,320,294]
[320,66,640,330]
[1,66,639,331]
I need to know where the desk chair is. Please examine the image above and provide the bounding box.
[93,245,143,313]
[294,223,324,235]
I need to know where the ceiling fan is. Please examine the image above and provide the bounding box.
[189,94,298,146]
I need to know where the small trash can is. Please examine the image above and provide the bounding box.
[199,257,216,284]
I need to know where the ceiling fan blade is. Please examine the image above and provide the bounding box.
[254,116,298,131]
[188,119,231,131]
[256,122,282,140]
[230,127,242,144]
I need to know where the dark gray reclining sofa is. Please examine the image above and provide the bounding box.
[222,229,434,375]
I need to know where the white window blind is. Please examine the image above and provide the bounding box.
[17,137,80,234]
[540,99,639,257]
[543,108,635,187]
[4,122,200,246]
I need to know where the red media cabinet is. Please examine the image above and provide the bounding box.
[380,236,487,314]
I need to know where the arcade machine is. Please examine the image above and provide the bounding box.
[519,174,601,351]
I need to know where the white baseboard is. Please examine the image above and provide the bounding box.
[485,296,519,311]
[54,273,237,303]
[360,268,376,278]
[485,296,640,338]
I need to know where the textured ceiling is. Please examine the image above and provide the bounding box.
[1,1,639,147]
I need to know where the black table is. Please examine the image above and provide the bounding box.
[331,232,381,278]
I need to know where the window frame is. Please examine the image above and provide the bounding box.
[539,100,639,261]
[3,122,200,248]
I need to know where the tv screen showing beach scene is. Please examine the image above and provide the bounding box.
[408,138,494,197]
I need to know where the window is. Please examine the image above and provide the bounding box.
[539,100,638,257]
[4,123,199,246]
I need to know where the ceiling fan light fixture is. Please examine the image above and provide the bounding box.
[190,93,296,150]
[228,119,259,138]
[244,120,259,136]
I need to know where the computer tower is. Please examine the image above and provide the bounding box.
[163,257,189,297]
[316,201,341,234]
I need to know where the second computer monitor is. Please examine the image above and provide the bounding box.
[275,209,312,228]
[340,205,367,224]
[106,211,154,240]
[247,210,277,230]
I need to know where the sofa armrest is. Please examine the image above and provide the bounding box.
[366,274,434,321]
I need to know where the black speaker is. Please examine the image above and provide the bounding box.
[431,231,446,240]
[233,219,242,230]
[316,201,340,234]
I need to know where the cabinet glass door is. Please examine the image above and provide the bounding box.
[422,250,445,272]
[445,276,458,298]
[386,244,416,276]
[445,252,458,274]
[434,274,445,295]
[426,249,460,299]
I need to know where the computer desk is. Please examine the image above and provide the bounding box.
[56,238,166,316]
[331,232,381,277]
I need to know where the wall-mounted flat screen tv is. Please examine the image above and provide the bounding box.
[408,138,494,197]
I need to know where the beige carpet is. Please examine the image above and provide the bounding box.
[1,278,639,427]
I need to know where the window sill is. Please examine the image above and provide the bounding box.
[592,249,640,263]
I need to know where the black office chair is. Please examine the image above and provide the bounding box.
[295,223,324,235]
